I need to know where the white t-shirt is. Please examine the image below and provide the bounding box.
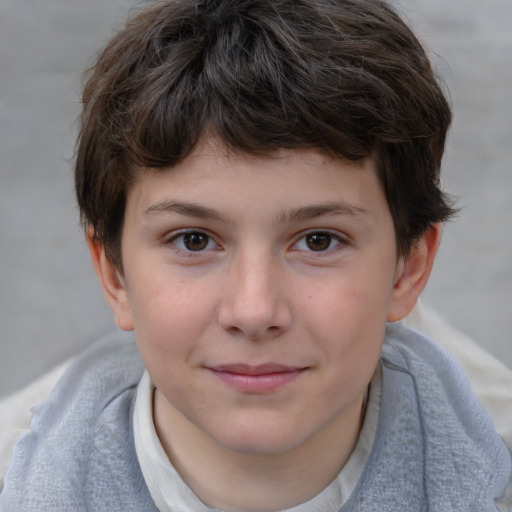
[133,366,382,512]
[1,303,511,504]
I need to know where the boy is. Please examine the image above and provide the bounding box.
[1,0,510,510]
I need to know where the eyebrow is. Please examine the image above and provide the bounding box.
[279,202,371,223]
[144,200,224,221]
[144,199,370,223]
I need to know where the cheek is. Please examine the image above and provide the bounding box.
[301,274,388,370]
[304,270,390,330]
[127,273,217,363]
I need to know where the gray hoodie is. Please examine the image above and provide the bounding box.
[1,324,509,511]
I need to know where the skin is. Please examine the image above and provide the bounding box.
[89,139,440,511]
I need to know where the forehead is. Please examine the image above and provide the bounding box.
[125,140,388,223]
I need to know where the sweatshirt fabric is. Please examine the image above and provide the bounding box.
[132,366,382,512]
[0,324,509,511]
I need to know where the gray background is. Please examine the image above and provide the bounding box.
[1,0,511,399]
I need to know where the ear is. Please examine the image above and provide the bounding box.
[86,229,134,331]
[387,224,441,322]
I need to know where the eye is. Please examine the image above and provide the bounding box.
[169,231,218,252]
[293,231,344,252]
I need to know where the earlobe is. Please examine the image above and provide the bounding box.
[387,224,441,322]
[86,229,134,331]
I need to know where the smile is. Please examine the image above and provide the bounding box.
[207,364,307,393]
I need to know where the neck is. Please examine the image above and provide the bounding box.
[154,391,365,512]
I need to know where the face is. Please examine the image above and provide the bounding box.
[95,140,429,458]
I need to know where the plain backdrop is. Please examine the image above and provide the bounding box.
[1,0,511,398]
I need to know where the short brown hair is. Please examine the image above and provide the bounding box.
[75,0,455,268]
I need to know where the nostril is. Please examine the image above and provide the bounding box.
[217,284,293,340]
[225,325,243,336]
[246,325,284,342]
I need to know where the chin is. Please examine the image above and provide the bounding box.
[212,416,310,456]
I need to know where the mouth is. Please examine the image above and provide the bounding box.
[206,363,308,393]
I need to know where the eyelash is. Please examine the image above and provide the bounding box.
[166,230,220,254]
[166,229,347,255]
[291,230,347,254]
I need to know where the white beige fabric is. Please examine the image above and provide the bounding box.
[403,303,512,452]
[0,360,70,489]
[133,366,382,512]
[1,303,511,492]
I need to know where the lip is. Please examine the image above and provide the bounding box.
[207,364,307,393]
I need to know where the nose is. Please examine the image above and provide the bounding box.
[218,251,293,341]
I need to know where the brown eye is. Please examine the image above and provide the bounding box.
[168,230,219,255]
[182,232,210,251]
[293,231,344,253]
[305,233,333,251]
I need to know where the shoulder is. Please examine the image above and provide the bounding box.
[27,330,144,435]
[405,302,512,454]
[381,321,505,453]
[371,323,511,511]
[0,331,154,511]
